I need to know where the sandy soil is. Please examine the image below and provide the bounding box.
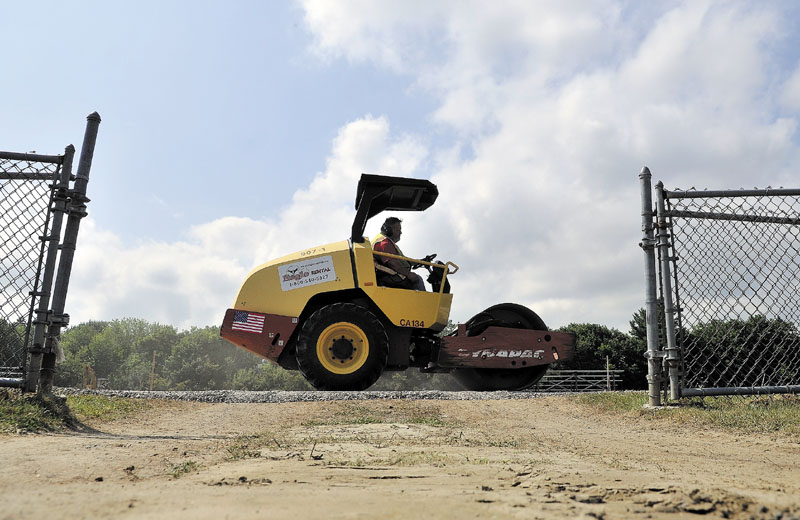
[1,395,799,520]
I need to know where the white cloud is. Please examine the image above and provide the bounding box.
[67,1,800,333]
[297,0,800,329]
[66,116,427,328]
[67,218,248,329]
[301,0,444,72]
[782,64,800,111]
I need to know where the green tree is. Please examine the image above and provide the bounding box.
[82,319,156,380]
[113,324,180,390]
[686,315,800,387]
[0,318,27,367]
[55,320,181,390]
[58,321,109,357]
[554,321,647,389]
[165,326,253,390]
[54,321,111,387]
[371,370,462,391]
[231,363,312,391]
[629,308,647,342]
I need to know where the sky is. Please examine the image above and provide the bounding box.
[2,0,799,332]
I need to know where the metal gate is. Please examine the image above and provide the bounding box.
[0,113,100,392]
[640,167,800,404]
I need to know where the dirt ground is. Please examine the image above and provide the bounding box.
[1,395,799,520]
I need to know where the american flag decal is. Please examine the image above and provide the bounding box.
[231,310,265,333]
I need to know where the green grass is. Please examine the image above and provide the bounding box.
[225,432,283,460]
[167,460,199,478]
[0,390,71,432]
[302,404,386,426]
[575,391,649,412]
[66,394,153,422]
[0,390,153,433]
[574,392,800,440]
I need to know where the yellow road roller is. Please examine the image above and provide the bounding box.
[220,174,575,390]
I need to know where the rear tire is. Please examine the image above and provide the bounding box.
[452,303,550,391]
[296,303,388,390]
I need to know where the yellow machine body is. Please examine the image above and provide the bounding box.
[232,239,452,332]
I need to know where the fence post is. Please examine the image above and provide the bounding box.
[150,350,156,391]
[23,146,76,392]
[38,112,101,393]
[639,167,663,406]
[654,181,681,401]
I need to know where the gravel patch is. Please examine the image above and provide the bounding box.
[54,388,563,403]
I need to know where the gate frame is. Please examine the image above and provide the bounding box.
[0,112,100,392]
[0,151,66,389]
[640,166,800,401]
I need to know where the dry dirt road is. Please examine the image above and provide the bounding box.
[1,395,799,520]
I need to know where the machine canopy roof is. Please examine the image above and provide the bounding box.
[351,174,439,243]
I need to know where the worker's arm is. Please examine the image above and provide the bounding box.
[374,240,417,279]
[384,257,413,278]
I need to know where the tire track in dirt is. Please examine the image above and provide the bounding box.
[2,394,798,519]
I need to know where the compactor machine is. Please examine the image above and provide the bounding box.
[220,174,575,390]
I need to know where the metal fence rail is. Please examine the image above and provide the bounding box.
[531,370,624,393]
[640,167,800,403]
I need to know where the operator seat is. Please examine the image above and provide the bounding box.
[374,257,416,289]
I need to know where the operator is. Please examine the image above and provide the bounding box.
[373,216,426,291]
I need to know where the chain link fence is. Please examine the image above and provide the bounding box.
[667,190,800,393]
[0,154,64,386]
[640,167,800,403]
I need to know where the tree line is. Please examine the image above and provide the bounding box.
[7,309,793,391]
[37,310,651,391]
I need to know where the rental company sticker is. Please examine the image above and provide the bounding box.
[278,255,337,291]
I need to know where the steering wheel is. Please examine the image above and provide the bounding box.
[411,253,437,270]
